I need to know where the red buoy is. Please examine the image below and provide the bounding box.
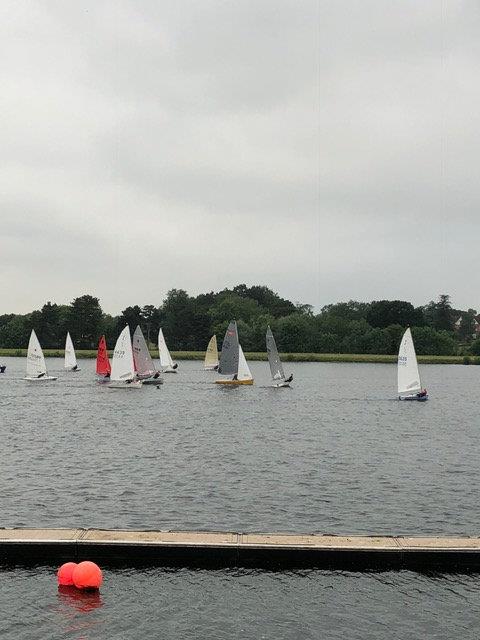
[72,561,103,590]
[57,562,78,586]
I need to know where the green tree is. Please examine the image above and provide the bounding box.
[433,294,454,332]
[366,300,422,329]
[411,326,457,355]
[457,309,477,342]
[69,295,103,349]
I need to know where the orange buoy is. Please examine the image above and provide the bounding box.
[72,561,103,590]
[57,562,78,586]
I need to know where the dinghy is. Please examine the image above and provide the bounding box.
[204,335,219,370]
[266,326,292,387]
[215,320,254,385]
[96,335,111,383]
[24,329,57,381]
[397,328,428,401]
[64,332,80,371]
[108,326,142,389]
[158,328,178,373]
[133,325,163,385]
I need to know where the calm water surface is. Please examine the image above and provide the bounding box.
[1,357,480,638]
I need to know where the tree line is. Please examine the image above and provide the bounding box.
[0,287,479,356]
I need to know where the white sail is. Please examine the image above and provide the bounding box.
[133,325,156,378]
[26,329,48,378]
[158,328,175,369]
[204,335,219,370]
[64,332,78,370]
[111,326,135,381]
[397,328,422,396]
[238,345,253,381]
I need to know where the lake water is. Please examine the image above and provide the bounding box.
[1,357,480,638]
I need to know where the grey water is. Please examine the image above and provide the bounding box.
[1,357,480,638]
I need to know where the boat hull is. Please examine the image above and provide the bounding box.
[399,395,428,402]
[24,376,57,381]
[65,367,81,372]
[204,365,219,371]
[142,378,164,385]
[163,368,178,374]
[273,382,291,388]
[108,380,143,389]
[215,379,254,386]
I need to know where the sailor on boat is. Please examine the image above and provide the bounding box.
[416,388,427,399]
[0,365,6,373]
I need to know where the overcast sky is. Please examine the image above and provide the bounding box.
[0,1,478,315]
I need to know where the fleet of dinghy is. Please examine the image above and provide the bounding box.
[158,328,178,373]
[266,326,292,387]
[204,335,219,370]
[397,328,428,401]
[24,329,57,381]
[64,332,80,371]
[133,325,163,385]
[96,335,111,382]
[216,320,253,385]
[12,322,437,402]
[108,326,142,389]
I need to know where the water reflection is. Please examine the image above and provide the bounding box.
[55,586,104,638]
[57,585,103,613]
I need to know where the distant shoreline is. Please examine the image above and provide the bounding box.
[0,349,477,365]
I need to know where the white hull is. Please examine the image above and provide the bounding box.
[273,381,291,388]
[163,367,178,373]
[24,376,57,381]
[65,367,81,372]
[204,365,219,371]
[108,380,143,389]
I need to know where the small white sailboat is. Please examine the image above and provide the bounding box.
[216,320,253,385]
[397,328,428,401]
[64,332,80,371]
[158,328,178,373]
[133,325,163,385]
[266,326,292,387]
[204,335,219,370]
[24,329,57,381]
[108,326,142,389]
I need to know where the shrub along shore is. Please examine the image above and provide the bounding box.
[0,348,477,365]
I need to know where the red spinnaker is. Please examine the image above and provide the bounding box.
[96,335,111,375]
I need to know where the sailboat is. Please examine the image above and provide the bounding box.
[215,320,253,385]
[108,326,142,389]
[266,326,292,387]
[133,325,163,385]
[64,332,80,371]
[96,335,111,383]
[24,329,57,381]
[204,335,219,370]
[397,328,428,401]
[158,328,178,373]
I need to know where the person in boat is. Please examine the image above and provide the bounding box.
[232,373,238,381]
[172,363,178,370]
[72,364,78,371]
[153,371,161,379]
[285,373,293,383]
[416,388,427,398]
[0,365,6,373]
[214,365,219,371]
[37,372,45,379]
